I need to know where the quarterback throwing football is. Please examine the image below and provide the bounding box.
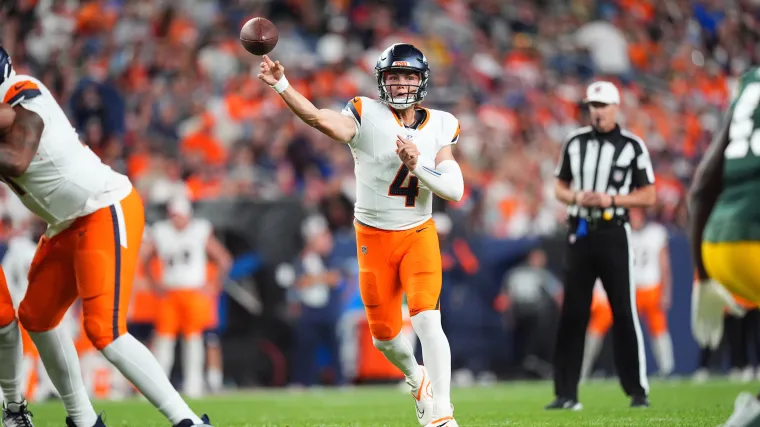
[257,44,463,427]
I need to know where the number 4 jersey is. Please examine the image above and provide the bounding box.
[341,96,460,231]
[0,74,132,237]
[705,67,760,243]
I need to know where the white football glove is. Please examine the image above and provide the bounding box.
[691,279,746,349]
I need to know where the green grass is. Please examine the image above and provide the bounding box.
[25,379,750,426]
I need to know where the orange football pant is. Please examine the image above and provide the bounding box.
[18,189,145,350]
[154,289,213,336]
[355,218,442,341]
[588,284,668,337]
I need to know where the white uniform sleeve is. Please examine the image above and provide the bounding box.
[436,112,460,152]
[340,96,362,145]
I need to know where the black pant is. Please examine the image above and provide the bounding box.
[553,224,648,400]
[726,309,760,369]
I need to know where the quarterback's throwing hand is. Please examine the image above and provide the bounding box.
[257,55,284,85]
[396,135,420,171]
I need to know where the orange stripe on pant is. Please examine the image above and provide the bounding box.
[18,188,145,350]
[355,218,442,341]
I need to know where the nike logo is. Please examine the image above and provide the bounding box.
[13,83,24,91]
[437,422,449,427]
[416,227,428,233]
[416,406,424,419]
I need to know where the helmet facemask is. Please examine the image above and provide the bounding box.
[376,68,429,110]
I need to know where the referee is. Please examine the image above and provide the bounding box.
[545,81,656,410]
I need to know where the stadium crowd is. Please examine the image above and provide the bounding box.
[0,0,759,392]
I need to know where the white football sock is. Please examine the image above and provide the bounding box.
[206,367,223,393]
[652,332,675,376]
[0,320,24,403]
[411,310,452,410]
[30,327,98,427]
[581,333,604,380]
[153,335,177,375]
[181,335,205,398]
[101,334,201,425]
[372,332,422,384]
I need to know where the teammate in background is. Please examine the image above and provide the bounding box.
[689,67,760,426]
[0,47,211,427]
[257,44,464,427]
[140,196,231,398]
[581,280,611,381]
[629,208,674,376]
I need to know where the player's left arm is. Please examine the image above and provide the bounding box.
[0,103,43,177]
[688,108,731,281]
[396,118,464,202]
[206,233,232,285]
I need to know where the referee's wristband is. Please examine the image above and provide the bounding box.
[270,75,290,94]
[611,195,616,207]
[571,192,578,205]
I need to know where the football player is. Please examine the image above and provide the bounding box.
[0,47,210,427]
[689,66,760,426]
[257,44,463,427]
[141,196,231,398]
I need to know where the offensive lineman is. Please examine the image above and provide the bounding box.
[690,67,760,426]
[257,45,463,427]
[0,47,211,427]
[140,196,231,398]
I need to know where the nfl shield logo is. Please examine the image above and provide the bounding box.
[569,234,576,244]
[613,170,624,182]
[361,246,367,255]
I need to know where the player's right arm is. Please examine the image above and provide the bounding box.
[256,55,357,144]
[0,100,44,177]
[688,107,731,281]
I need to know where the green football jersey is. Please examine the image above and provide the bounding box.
[705,67,760,243]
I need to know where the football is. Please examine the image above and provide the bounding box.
[240,17,278,56]
[0,103,15,130]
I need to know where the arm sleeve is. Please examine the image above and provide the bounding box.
[340,96,362,145]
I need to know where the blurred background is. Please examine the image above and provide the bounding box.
[1,0,759,399]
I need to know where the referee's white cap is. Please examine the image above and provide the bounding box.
[584,81,620,105]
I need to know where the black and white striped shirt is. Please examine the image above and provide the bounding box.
[554,125,655,222]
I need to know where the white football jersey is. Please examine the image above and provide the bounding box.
[1,235,37,308]
[630,223,668,289]
[150,219,212,289]
[0,75,132,237]
[341,96,460,230]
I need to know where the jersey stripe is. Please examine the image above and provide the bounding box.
[3,81,41,106]
[348,97,362,124]
[450,123,461,143]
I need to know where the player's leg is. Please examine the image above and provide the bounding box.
[581,296,612,381]
[18,235,102,427]
[153,291,180,378]
[398,220,456,426]
[75,190,209,426]
[0,266,35,424]
[638,286,674,376]
[702,242,760,425]
[178,290,209,398]
[204,331,223,393]
[355,222,426,417]
[204,292,223,393]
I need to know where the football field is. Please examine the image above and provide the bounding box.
[26,379,747,426]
